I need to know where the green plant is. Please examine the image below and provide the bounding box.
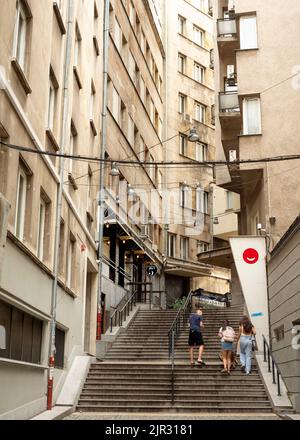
[172,296,187,310]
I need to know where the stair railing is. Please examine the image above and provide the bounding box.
[167,290,194,406]
[110,291,137,332]
[262,335,282,396]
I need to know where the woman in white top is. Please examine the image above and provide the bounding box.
[218,319,236,375]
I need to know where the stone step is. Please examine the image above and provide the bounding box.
[76,404,272,413]
[82,385,265,392]
[81,388,266,396]
[79,394,269,402]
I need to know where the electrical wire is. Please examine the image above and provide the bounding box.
[2,139,300,167]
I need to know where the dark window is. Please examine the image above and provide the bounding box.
[0,299,43,364]
[274,325,285,342]
[54,327,65,369]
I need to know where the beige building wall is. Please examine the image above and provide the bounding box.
[164,0,215,264]
[0,0,102,418]
[213,185,239,241]
[214,0,300,248]
[102,0,166,312]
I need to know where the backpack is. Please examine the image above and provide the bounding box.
[222,327,235,342]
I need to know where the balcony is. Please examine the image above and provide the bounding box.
[219,91,241,132]
[219,92,240,113]
[217,18,239,55]
[218,17,237,36]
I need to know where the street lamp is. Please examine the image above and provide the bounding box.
[110,162,120,176]
[187,128,200,143]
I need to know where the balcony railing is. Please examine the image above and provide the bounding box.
[219,92,240,113]
[217,18,237,37]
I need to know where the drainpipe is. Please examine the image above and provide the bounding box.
[96,0,110,340]
[161,0,168,309]
[47,0,74,411]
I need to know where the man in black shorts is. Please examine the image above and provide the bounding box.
[188,308,206,366]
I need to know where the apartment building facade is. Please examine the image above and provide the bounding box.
[0,0,104,419]
[214,0,300,245]
[102,0,166,314]
[213,0,300,410]
[163,0,216,300]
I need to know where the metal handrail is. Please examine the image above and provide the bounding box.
[102,255,131,280]
[110,291,137,332]
[262,335,282,396]
[167,290,194,406]
[168,290,194,354]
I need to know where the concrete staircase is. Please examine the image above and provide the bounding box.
[77,305,273,413]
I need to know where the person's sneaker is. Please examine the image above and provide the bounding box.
[227,370,231,375]
[220,368,227,373]
[241,365,246,372]
[197,360,206,366]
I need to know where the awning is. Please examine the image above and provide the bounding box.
[197,246,233,268]
[164,256,212,278]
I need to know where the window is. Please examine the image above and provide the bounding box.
[129,0,135,26]
[15,166,27,241]
[54,327,65,368]
[194,63,204,83]
[68,122,77,176]
[179,94,186,114]
[203,191,209,214]
[197,241,209,253]
[90,80,96,120]
[112,86,121,123]
[196,187,209,213]
[58,218,65,277]
[180,237,189,260]
[128,51,137,83]
[179,134,187,156]
[66,233,76,290]
[240,16,258,49]
[178,15,186,35]
[140,77,146,103]
[13,1,29,70]
[168,233,176,257]
[114,18,122,52]
[196,142,207,162]
[198,0,207,12]
[37,199,46,260]
[193,26,204,47]
[47,77,56,131]
[150,100,155,124]
[74,24,82,68]
[274,325,284,342]
[178,54,186,74]
[226,191,233,210]
[243,97,261,135]
[180,183,189,208]
[195,102,206,123]
[0,299,43,364]
[128,115,135,145]
[140,30,146,55]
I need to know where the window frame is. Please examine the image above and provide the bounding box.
[37,198,46,261]
[15,166,27,241]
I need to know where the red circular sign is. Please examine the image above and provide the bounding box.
[243,248,259,264]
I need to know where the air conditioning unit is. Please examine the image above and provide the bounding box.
[183,114,191,123]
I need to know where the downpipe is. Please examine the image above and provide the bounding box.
[47,0,74,410]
